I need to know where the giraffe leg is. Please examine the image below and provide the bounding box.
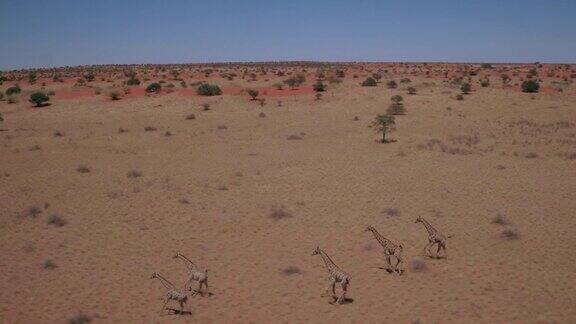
[435,243,442,258]
[337,281,348,304]
[441,243,447,258]
[203,279,209,294]
[385,254,393,272]
[160,297,170,315]
[322,279,336,298]
[395,253,404,274]
[424,242,433,257]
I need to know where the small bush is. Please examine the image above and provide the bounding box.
[126,77,140,86]
[145,82,162,93]
[43,260,57,270]
[456,94,464,101]
[461,83,471,94]
[281,266,303,276]
[197,83,222,96]
[76,165,90,173]
[521,80,540,93]
[186,113,196,120]
[407,86,417,95]
[29,92,50,107]
[501,229,520,240]
[386,80,398,89]
[6,85,21,96]
[480,79,490,87]
[109,91,121,100]
[48,214,67,227]
[391,95,403,105]
[247,89,259,100]
[361,77,377,87]
[313,81,326,92]
[269,206,292,221]
[127,170,142,178]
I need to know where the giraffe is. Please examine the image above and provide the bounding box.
[365,225,404,274]
[173,252,209,295]
[150,272,196,315]
[312,246,351,304]
[415,216,451,258]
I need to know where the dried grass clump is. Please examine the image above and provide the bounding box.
[281,266,303,276]
[269,205,292,221]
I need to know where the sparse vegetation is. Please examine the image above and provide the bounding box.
[197,83,222,96]
[247,89,259,100]
[29,92,50,107]
[521,80,540,93]
[361,77,377,87]
[461,82,471,94]
[370,114,395,143]
[146,82,162,93]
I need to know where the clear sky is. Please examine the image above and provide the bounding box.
[1,0,575,70]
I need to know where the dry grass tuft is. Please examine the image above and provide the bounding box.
[76,165,90,173]
[281,266,303,276]
[501,229,520,240]
[269,205,292,221]
[48,214,67,227]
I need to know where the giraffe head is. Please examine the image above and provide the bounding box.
[415,216,423,224]
[312,246,321,256]
[173,252,181,259]
[150,272,159,279]
[365,225,375,232]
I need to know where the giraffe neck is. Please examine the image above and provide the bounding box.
[154,273,175,290]
[177,254,197,268]
[370,228,390,247]
[421,218,437,236]
[319,250,338,273]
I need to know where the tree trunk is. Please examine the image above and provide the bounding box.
[382,130,386,143]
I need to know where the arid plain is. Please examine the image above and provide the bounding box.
[1,63,575,323]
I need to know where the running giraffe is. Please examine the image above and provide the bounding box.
[365,225,404,274]
[312,246,351,304]
[415,216,451,258]
[150,272,196,315]
[173,252,209,295]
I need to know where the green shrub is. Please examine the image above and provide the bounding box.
[386,80,397,89]
[461,82,471,94]
[6,85,21,96]
[480,79,490,87]
[521,80,540,93]
[145,82,162,93]
[313,81,326,92]
[109,91,121,100]
[247,89,259,100]
[407,86,416,95]
[197,83,222,96]
[126,77,141,86]
[361,77,377,87]
[29,92,49,107]
[370,114,395,143]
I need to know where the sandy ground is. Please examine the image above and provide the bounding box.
[1,66,576,323]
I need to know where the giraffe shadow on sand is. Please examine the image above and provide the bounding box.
[163,308,192,316]
[328,297,354,305]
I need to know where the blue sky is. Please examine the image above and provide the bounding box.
[1,0,575,69]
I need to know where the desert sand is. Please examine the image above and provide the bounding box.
[1,63,575,323]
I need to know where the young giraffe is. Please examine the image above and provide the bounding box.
[173,252,209,295]
[415,216,451,258]
[312,246,351,304]
[365,225,404,274]
[150,272,195,315]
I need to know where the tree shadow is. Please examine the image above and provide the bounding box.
[34,102,52,108]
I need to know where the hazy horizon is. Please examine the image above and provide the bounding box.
[1,0,576,70]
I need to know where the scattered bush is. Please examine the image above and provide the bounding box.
[521,80,540,93]
[461,82,471,94]
[361,77,377,87]
[6,85,21,96]
[456,94,464,101]
[370,114,395,143]
[145,82,162,93]
[386,80,398,89]
[247,89,259,100]
[126,76,140,85]
[109,91,121,100]
[269,206,292,221]
[313,81,326,92]
[48,214,67,227]
[29,92,50,107]
[480,79,490,87]
[501,229,520,240]
[76,165,90,173]
[407,86,417,95]
[197,83,222,96]
[43,260,57,270]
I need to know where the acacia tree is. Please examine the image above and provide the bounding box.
[247,89,259,100]
[370,114,395,143]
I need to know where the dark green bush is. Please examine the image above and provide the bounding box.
[361,77,377,87]
[313,81,326,92]
[29,92,49,107]
[197,83,222,96]
[6,85,21,96]
[386,80,398,89]
[521,80,540,93]
[461,83,471,94]
[146,82,162,93]
[126,77,141,86]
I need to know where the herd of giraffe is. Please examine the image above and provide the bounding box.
[151,217,450,314]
